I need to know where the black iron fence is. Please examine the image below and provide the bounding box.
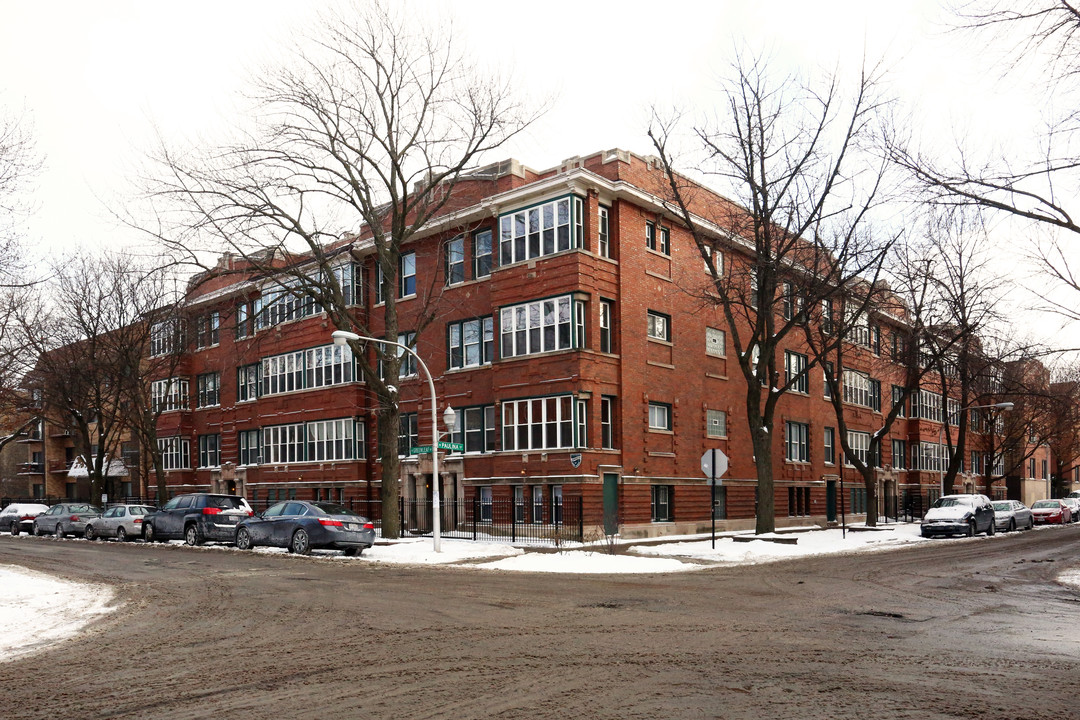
[248,496,585,546]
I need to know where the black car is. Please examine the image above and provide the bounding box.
[143,493,252,545]
[235,501,376,556]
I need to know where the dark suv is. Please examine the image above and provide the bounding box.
[143,493,253,546]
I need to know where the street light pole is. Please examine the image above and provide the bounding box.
[332,329,453,552]
[937,401,1014,497]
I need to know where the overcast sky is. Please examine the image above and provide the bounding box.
[0,0,1072,348]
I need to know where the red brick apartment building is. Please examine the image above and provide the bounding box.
[20,149,1063,536]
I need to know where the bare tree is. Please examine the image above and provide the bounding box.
[142,2,531,537]
[0,105,40,285]
[891,2,1080,322]
[649,53,896,534]
[17,255,167,501]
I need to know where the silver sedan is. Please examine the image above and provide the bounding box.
[85,504,156,542]
[992,500,1034,532]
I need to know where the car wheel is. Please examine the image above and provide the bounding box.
[1008,519,1016,532]
[85,525,95,541]
[144,523,156,543]
[235,527,252,551]
[33,524,41,536]
[343,547,358,557]
[1028,517,1034,530]
[116,527,127,543]
[289,529,311,556]
[10,523,18,536]
[987,520,995,536]
[966,521,976,537]
[184,524,203,546]
[55,524,65,539]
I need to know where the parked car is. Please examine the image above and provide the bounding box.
[0,503,50,535]
[1030,499,1072,525]
[921,494,996,538]
[32,503,102,538]
[991,500,1034,532]
[1063,497,1080,524]
[84,504,156,542]
[235,501,375,556]
[143,493,252,545]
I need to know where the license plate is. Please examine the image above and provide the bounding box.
[345,523,358,530]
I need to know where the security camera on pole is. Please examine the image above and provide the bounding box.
[701,448,729,549]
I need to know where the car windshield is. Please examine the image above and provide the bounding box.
[68,504,97,513]
[931,497,973,508]
[1032,500,1058,508]
[992,502,1011,511]
[130,506,154,515]
[310,503,359,517]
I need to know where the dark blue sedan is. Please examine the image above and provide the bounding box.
[235,501,376,556]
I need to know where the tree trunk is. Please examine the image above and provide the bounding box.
[377,406,401,539]
[751,427,775,535]
[863,470,878,527]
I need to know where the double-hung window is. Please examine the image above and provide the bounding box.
[598,206,610,258]
[448,317,494,369]
[235,302,250,340]
[648,402,672,431]
[473,230,493,278]
[261,351,305,395]
[158,436,190,470]
[706,327,725,357]
[398,413,419,456]
[651,485,673,521]
[601,396,616,449]
[307,418,355,461]
[824,427,836,464]
[785,421,809,462]
[196,312,219,349]
[306,345,355,388]
[446,236,465,286]
[842,369,871,408]
[151,378,188,413]
[785,351,808,393]
[196,373,220,408]
[237,364,259,402]
[847,431,871,467]
[501,395,579,451]
[150,320,179,357]
[498,196,582,265]
[450,406,496,453]
[500,296,581,357]
[599,300,614,353]
[893,440,907,469]
[239,429,260,466]
[399,252,416,298]
[262,423,305,464]
[198,434,221,468]
[647,310,670,342]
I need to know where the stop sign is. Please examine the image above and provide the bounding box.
[701,448,729,485]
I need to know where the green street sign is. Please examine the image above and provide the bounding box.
[410,442,464,454]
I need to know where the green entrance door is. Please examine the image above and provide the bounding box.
[603,473,619,535]
[826,480,837,522]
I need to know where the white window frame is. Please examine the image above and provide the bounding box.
[501,395,578,451]
[151,377,188,413]
[158,436,190,470]
[262,423,306,464]
[648,402,672,432]
[306,418,355,462]
[706,409,727,438]
[500,296,579,358]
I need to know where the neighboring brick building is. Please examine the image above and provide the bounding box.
[51,149,1059,535]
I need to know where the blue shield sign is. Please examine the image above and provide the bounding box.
[569,453,582,468]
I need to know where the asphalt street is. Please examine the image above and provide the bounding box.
[1,527,1078,719]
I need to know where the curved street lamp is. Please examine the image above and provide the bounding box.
[937,401,1014,496]
[332,329,455,552]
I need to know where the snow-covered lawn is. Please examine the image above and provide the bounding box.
[0,564,115,662]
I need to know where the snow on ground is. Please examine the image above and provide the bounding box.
[1059,569,1080,589]
[632,522,933,565]
[0,564,115,662]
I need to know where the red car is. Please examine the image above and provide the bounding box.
[1030,499,1071,525]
